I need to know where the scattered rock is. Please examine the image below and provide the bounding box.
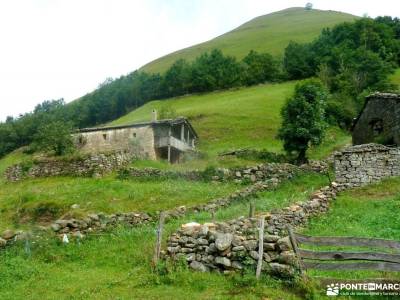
[2,229,15,240]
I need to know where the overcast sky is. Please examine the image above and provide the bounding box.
[1,0,399,122]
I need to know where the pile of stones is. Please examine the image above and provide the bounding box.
[0,229,26,248]
[164,182,343,277]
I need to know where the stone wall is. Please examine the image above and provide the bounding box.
[0,161,302,249]
[164,183,341,277]
[334,144,400,188]
[120,161,327,183]
[5,151,134,182]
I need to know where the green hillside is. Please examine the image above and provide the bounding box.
[141,7,358,74]
[110,81,350,161]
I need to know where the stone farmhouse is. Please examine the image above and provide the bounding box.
[74,111,198,163]
[352,92,400,146]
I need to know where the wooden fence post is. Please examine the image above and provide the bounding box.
[287,225,304,275]
[256,215,265,279]
[211,210,216,223]
[249,202,255,218]
[153,211,166,266]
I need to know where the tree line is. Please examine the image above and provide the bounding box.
[1,16,400,158]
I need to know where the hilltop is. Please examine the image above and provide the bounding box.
[141,7,358,74]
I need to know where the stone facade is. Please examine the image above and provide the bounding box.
[352,93,400,146]
[5,151,134,182]
[334,143,400,187]
[74,117,198,163]
[76,125,157,159]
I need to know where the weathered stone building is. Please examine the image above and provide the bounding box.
[352,92,400,146]
[74,113,198,163]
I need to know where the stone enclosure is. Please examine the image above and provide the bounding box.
[334,143,400,188]
[164,183,341,277]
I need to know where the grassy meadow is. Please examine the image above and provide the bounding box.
[110,80,351,167]
[302,177,400,281]
[141,8,357,74]
[0,172,329,300]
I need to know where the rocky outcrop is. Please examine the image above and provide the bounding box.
[5,151,134,181]
[334,143,400,188]
[164,182,342,278]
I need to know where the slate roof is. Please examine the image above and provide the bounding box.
[77,117,198,138]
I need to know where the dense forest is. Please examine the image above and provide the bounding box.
[1,16,400,158]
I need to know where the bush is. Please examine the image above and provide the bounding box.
[278,80,328,163]
[30,120,75,156]
[236,149,287,163]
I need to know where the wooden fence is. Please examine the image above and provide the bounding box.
[287,227,400,273]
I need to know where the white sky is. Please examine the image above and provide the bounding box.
[0,0,399,122]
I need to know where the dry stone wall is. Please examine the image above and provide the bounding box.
[121,161,327,183]
[164,182,342,277]
[334,144,400,188]
[5,151,134,182]
[1,162,302,249]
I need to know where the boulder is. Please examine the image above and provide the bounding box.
[231,261,244,270]
[277,251,298,266]
[250,250,259,260]
[181,222,201,235]
[268,263,295,278]
[190,261,209,272]
[215,233,233,251]
[232,246,245,252]
[264,234,280,242]
[276,236,292,251]
[2,229,15,240]
[263,243,275,251]
[215,256,231,267]
[243,240,257,251]
[51,223,61,232]
[197,238,209,245]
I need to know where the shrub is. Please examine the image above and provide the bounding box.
[278,80,328,164]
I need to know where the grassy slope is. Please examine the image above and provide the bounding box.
[0,150,239,231]
[141,8,357,74]
[0,172,329,300]
[110,81,351,164]
[389,68,400,88]
[302,177,400,280]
